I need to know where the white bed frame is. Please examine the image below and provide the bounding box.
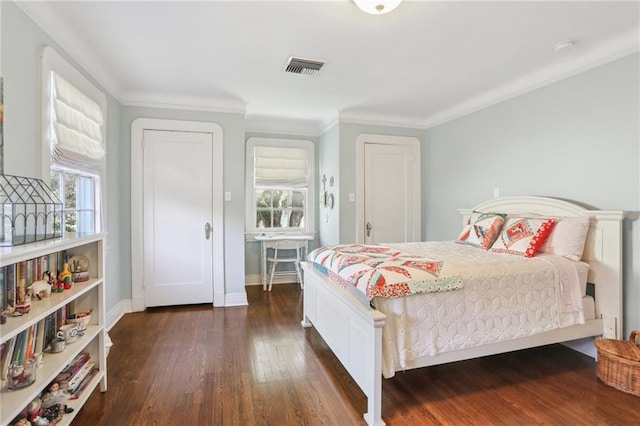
[301,196,624,426]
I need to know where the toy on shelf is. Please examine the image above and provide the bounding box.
[28,280,52,300]
[58,264,73,290]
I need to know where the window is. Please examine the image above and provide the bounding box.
[49,168,99,235]
[41,46,106,236]
[246,138,315,234]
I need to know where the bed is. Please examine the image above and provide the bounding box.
[300,196,624,426]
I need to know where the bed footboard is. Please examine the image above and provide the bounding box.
[301,262,386,426]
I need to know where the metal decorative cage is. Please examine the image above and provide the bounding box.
[0,174,63,246]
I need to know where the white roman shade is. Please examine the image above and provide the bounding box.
[50,71,105,169]
[254,146,308,188]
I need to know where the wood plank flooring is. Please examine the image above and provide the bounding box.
[74,284,638,425]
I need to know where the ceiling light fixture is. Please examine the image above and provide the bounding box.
[353,0,403,15]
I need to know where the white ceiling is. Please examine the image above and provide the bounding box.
[17,0,640,135]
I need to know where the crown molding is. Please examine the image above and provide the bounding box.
[16,1,639,134]
[338,111,427,130]
[120,92,247,115]
[244,114,332,137]
[15,1,123,101]
[421,29,640,129]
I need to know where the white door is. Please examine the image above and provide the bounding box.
[360,136,420,244]
[142,129,214,306]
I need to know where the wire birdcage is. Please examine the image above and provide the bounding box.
[0,174,63,246]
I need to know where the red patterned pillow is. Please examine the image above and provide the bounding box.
[457,211,506,250]
[490,216,556,257]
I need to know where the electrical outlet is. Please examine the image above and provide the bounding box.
[602,316,617,339]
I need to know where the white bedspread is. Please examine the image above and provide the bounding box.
[372,241,585,378]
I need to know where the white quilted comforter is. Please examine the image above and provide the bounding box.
[372,241,585,378]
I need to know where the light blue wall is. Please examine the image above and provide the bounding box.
[2,2,248,307]
[338,122,425,243]
[318,123,340,246]
[424,53,640,335]
[2,2,126,313]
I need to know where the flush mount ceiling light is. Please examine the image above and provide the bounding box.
[353,0,403,15]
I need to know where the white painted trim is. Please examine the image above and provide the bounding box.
[225,291,248,307]
[39,45,108,247]
[245,137,316,235]
[245,274,262,286]
[119,93,246,115]
[16,2,639,134]
[105,298,132,331]
[245,114,331,137]
[355,134,421,243]
[421,33,639,129]
[245,273,300,286]
[131,119,225,309]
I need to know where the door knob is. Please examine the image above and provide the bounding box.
[205,223,212,240]
[366,222,372,237]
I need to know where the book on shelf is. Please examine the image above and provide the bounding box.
[68,360,95,390]
[1,336,17,380]
[24,322,36,361]
[55,352,91,388]
[56,304,68,328]
[0,266,4,312]
[34,317,46,354]
[11,328,28,365]
[37,255,49,281]
[43,312,57,352]
[16,261,27,287]
[5,264,16,309]
[70,368,99,400]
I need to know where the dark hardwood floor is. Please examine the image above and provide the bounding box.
[73,284,638,425]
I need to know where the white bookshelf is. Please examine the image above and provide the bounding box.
[0,234,107,425]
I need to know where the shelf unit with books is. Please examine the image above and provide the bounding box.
[0,233,106,425]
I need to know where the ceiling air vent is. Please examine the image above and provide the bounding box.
[284,57,324,76]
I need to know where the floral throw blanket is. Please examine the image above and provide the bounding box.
[307,244,463,299]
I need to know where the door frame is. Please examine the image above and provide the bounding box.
[355,134,421,243]
[131,118,225,310]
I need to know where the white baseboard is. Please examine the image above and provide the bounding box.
[245,274,262,286]
[106,298,133,331]
[245,273,300,286]
[225,291,248,307]
[131,295,145,312]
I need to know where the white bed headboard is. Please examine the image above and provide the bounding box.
[459,196,625,338]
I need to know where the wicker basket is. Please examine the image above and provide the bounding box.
[595,331,640,397]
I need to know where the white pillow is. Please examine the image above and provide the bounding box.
[539,216,590,261]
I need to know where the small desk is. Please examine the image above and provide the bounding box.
[255,234,313,288]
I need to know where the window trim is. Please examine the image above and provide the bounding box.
[40,46,107,235]
[245,137,315,237]
[50,165,102,236]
